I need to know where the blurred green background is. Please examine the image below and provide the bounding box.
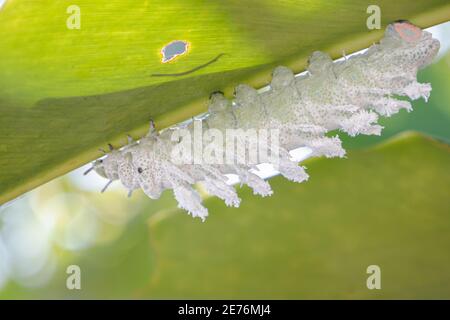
[0,22,449,300]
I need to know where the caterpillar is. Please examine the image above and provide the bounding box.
[86,21,440,221]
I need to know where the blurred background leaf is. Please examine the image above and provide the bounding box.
[1,0,450,205]
[1,131,449,299]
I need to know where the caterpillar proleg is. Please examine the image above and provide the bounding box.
[87,22,440,221]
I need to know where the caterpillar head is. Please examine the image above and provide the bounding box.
[385,21,440,69]
[271,66,295,90]
[91,159,107,179]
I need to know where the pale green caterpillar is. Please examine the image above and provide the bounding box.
[86,21,440,221]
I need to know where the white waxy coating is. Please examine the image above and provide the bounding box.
[90,22,440,221]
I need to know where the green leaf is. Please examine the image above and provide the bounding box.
[1,0,450,204]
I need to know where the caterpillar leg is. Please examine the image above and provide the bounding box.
[233,165,273,197]
[275,148,309,183]
[172,183,208,221]
[198,165,241,207]
[370,97,412,116]
[403,82,432,101]
[306,136,346,158]
[202,176,241,207]
[340,110,383,136]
